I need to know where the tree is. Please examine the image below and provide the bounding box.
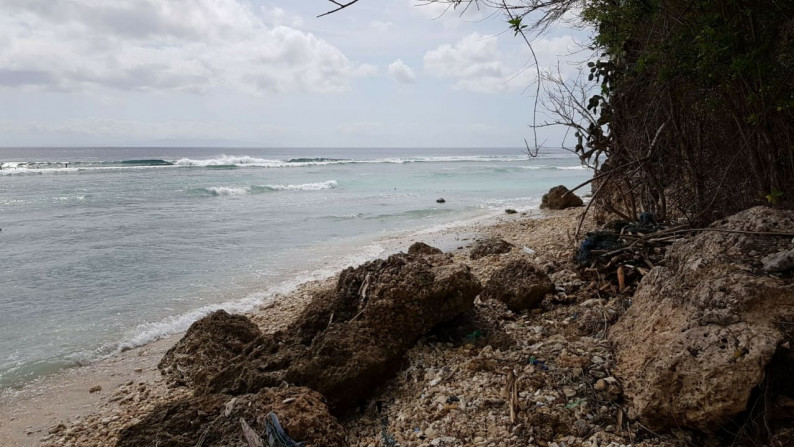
[320,0,794,224]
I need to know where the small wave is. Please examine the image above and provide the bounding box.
[173,155,283,167]
[204,186,249,196]
[194,180,338,197]
[115,293,270,353]
[287,157,348,163]
[558,165,590,170]
[172,154,533,168]
[366,207,457,221]
[259,180,338,191]
[517,165,590,171]
[113,242,386,354]
[119,159,174,166]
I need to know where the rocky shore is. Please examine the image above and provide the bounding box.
[2,206,793,446]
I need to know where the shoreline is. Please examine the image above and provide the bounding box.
[0,204,519,392]
[1,206,566,446]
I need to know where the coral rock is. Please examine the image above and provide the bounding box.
[540,185,584,210]
[610,206,794,431]
[480,259,554,312]
[469,238,513,260]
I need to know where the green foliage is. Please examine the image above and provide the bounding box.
[507,16,527,36]
[767,189,784,206]
[574,0,794,221]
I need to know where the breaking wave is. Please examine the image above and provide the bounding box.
[195,180,338,196]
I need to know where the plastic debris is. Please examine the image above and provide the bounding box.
[577,231,622,264]
[265,412,305,447]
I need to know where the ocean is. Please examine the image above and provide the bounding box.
[0,146,591,389]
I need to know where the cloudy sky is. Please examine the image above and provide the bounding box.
[0,0,591,147]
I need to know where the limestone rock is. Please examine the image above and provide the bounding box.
[116,387,344,447]
[469,238,513,260]
[158,310,262,389]
[408,241,443,256]
[610,206,794,431]
[762,248,794,273]
[173,253,481,413]
[480,259,554,311]
[540,185,584,210]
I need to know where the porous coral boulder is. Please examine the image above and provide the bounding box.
[116,387,344,447]
[540,185,584,210]
[170,253,481,413]
[286,257,481,410]
[158,310,262,389]
[469,237,513,260]
[407,241,443,256]
[609,206,794,431]
[480,259,554,312]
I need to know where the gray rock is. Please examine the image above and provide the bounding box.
[762,248,794,273]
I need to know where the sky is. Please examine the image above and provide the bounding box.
[0,0,592,148]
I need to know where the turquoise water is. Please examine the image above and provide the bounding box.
[0,147,591,389]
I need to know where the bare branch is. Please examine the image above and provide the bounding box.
[318,0,361,18]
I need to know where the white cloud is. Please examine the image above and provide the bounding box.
[387,59,416,84]
[424,32,580,94]
[423,32,526,93]
[0,0,374,94]
[370,20,395,33]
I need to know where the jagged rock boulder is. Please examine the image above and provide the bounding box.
[470,238,513,260]
[116,387,344,447]
[408,241,443,256]
[610,206,794,431]
[286,258,481,410]
[481,259,554,311]
[168,253,481,413]
[159,310,262,389]
[763,247,794,273]
[540,185,584,210]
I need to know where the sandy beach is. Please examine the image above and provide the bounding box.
[0,208,604,446]
[16,204,787,447]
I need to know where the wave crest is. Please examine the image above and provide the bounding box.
[195,180,338,196]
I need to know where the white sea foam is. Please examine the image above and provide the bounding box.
[0,155,547,176]
[558,165,590,170]
[518,165,591,170]
[201,180,338,196]
[113,242,386,353]
[115,292,268,353]
[174,155,283,167]
[205,186,249,196]
[262,180,338,191]
[173,154,531,168]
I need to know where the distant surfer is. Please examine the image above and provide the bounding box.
[64,162,68,168]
